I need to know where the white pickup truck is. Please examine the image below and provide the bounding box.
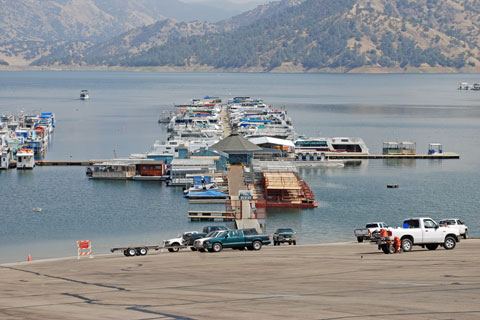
[389,217,461,252]
[354,222,390,242]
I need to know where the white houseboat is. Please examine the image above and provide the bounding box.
[16,149,35,169]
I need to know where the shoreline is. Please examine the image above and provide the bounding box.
[1,65,480,74]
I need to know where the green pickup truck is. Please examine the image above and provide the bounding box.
[200,229,271,252]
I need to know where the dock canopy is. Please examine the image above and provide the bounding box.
[211,133,262,153]
[263,171,302,190]
[210,133,262,165]
[248,137,295,148]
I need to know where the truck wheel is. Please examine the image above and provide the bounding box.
[426,244,438,250]
[138,247,148,256]
[357,237,364,243]
[293,241,296,245]
[463,230,468,239]
[444,236,456,250]
[212,242,223,252]
[252,241,262,251]
[401,238,413,252]
[127,248,137,256]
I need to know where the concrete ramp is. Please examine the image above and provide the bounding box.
[236,219,262,233]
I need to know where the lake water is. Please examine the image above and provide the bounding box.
[1,71,479,263]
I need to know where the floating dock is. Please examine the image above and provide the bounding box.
[188,210,235,221]
[296,152,460,160]
[36,161,94,166]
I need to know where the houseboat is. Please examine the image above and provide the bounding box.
[294,137,369,154]
[86,159,166,180]
[1,146,11,170]
[16,149,35,169]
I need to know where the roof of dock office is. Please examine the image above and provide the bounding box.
[210,133,262,153]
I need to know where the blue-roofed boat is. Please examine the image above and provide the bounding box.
[184,190,229,199]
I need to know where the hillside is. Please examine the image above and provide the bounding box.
[63,0,480,73]
[0,0,246,66]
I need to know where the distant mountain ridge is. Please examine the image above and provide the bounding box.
[3,0,480,72]
[0,0,252,66]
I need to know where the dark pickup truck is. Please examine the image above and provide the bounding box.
[200,229,271,252]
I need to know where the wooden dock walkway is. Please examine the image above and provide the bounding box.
[227,165,247,198]
[36,161,94,166]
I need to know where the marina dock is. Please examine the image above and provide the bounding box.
[33,152,459,168]
[36,161,94,166]
[323,152,460,159]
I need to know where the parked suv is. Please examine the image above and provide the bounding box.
[273,228,296,246]
[439,219,468,239]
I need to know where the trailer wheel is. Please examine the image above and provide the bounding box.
[293,241,296,245]
[123,250,129,257]
[381,244,390,254]
[426,244,438,250]
[127,248,137,256]
[357,237,364,243]
[138,247,148,256]
[190,247,197,251]
[252,241,262,251]
[401,238,413,252]
[168,243,180,253]
[444,236,456,250]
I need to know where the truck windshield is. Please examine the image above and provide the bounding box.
[215,231,228,238]
[277,228,293,233]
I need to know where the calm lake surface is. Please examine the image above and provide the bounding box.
[1,71,479,263]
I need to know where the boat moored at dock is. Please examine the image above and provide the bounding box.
[16,149,35,169]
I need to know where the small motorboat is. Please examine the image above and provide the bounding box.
[32,207,42,212]
[80,90,89,100]
[184,190,229,199]
[184,182,220,194]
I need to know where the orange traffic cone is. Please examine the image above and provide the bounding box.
[27,254,32,262]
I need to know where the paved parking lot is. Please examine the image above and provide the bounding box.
[1,240,479,319]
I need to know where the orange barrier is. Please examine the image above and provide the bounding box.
[77,240,93,259]
[394,237,401,253]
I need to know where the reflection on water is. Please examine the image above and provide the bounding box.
[383,159,416,167]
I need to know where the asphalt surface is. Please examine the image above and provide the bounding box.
[1,240,479,319]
